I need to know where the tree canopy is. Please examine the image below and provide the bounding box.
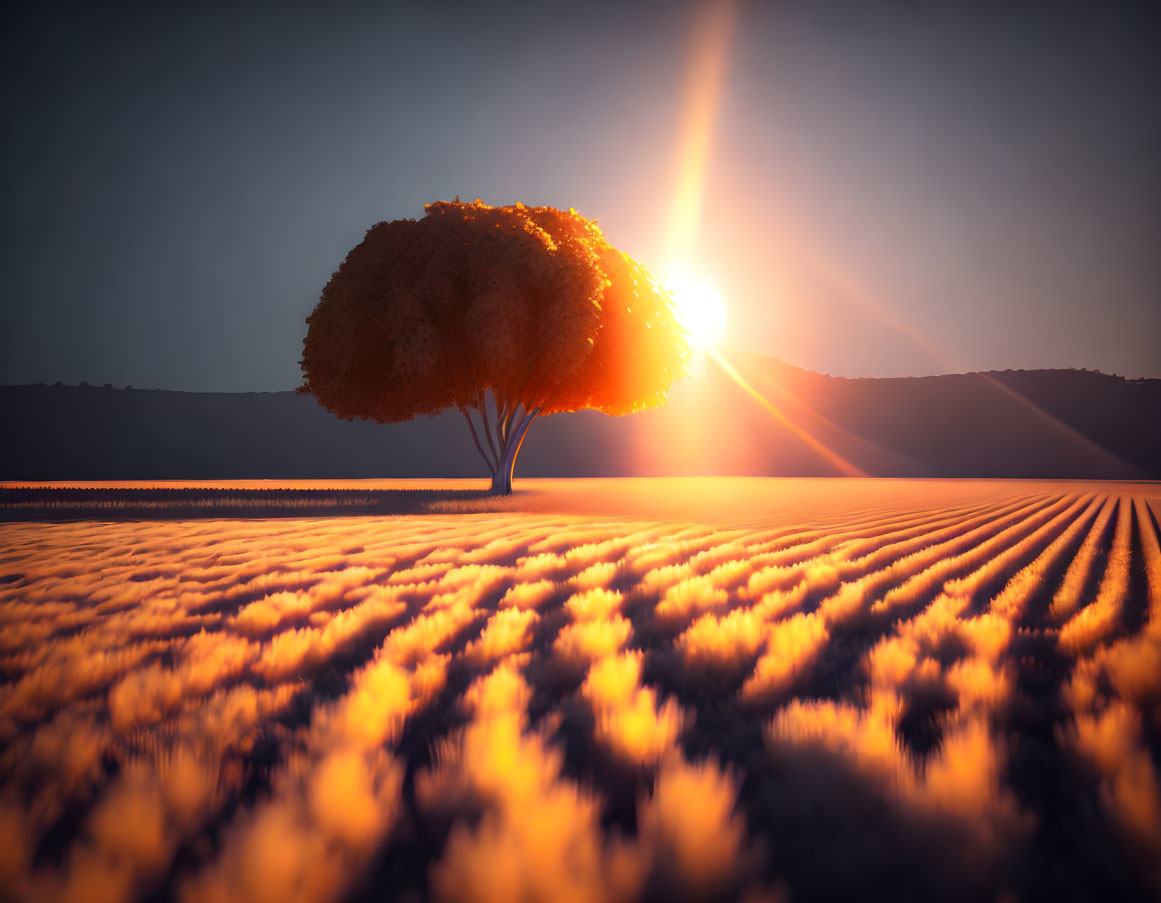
[299,199,689,493]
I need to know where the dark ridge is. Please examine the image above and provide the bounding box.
[2,354,1158,481]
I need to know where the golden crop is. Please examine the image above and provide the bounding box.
[1,480,1158,901]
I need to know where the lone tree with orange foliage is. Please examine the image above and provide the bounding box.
[299,200,689,494]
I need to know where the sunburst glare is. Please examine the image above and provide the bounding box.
[666,263,727,349]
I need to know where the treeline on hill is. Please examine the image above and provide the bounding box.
[1,354,1158,479]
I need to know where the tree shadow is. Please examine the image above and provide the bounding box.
[0,486,523,521]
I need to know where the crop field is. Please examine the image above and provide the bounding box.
[1,479,1159,902]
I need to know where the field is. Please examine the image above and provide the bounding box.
[2,478,1160,902]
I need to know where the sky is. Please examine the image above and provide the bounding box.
[1,0,1158,391]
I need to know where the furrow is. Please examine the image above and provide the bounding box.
[803,498,1063,627]
[937,493,1094,616]
[743,492,1054,584]
[834,496,1039,562]
[1058,498,1135,655]
[1049,495,1119,622]
[873,495,1072,613]
[1135,497,1161,626]
[986,494,1106,623]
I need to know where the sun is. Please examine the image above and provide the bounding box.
[665,263,726,349]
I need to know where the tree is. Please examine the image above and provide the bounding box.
[299,199,689,494]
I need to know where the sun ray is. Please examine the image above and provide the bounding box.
[707,346,868,477]
[665,0,738,264]
[666,262,727,349]
[763,218,1134,475]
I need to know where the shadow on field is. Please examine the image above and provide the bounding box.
[0,486,522,521]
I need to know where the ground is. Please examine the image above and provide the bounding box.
[1,478,1159,902]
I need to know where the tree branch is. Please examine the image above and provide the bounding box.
[493,388,510,447]
[460,406,497,475]
[502,401,519,447]
[509,407,540,469]
[479,397,502,466]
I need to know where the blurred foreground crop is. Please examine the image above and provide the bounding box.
[1,479,1159,901]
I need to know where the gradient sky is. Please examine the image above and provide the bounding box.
[2,0,1158,391]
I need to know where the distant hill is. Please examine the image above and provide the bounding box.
[2,352,1158,479]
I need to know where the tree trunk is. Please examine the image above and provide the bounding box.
[490,461,514,495]
[489,408,539,495]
